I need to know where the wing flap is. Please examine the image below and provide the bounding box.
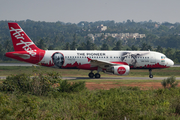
[88,57,128,69]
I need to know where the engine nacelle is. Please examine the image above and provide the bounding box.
[106,65,130,75]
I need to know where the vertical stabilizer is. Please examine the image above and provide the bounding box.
[8,23,40,51]
[6,23,45,64]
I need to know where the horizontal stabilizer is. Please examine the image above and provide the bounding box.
[12,53,30,59]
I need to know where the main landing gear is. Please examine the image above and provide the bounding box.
[88,71,101,78]
[149,69,153,78]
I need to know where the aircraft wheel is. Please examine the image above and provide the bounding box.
[149,69,153,78]
[95,73,101,78]
[88,72,94,78]
[149,74,153,78]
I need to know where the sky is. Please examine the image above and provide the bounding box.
[1,0,180,24]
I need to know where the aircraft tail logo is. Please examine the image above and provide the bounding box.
[6,23,45,64]
[8,23,40,52]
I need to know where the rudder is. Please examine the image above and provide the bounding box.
[8,23,40,51]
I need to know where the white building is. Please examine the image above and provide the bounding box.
[97,24,107,31]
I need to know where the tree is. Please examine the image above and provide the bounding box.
[73,33,77,42]
[37,39,46,50]
[70,34,78,50]
[4,40,11,52]
[140,43,152,51]
[0,44,5,61]
[101,43,109,50]
[112,41,122,50]
[147,45,152,51]
[131,45,138,50]
[86,40,92,50]
[70,41,77,50]
[161,76,178,89]
[64,42,70,50]
[173,50,180,63]
[77,42,86,50]
[156,46,163,53]
[158,25,169,32]
[100,34,105,40]
[48,45,54,50]
[165,47,173,58]
[104,36,116,46]
[85,37,96,50]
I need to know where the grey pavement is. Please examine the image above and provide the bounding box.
[0,63,38,66]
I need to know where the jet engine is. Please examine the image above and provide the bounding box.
[105,65,130,75]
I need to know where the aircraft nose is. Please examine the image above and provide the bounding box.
[166,58,174,67]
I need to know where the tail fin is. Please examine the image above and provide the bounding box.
[8,23,40,51]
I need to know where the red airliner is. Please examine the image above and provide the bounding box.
[5,23,174,78]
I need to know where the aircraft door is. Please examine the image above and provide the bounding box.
[150,53,156,63]
[136,56,142,67]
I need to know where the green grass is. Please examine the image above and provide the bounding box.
[1,72,180,119]
[1,87,180,119]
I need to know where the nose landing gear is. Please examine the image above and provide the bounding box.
[149,69,153,78]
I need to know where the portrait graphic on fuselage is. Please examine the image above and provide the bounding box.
[52,52,64,68]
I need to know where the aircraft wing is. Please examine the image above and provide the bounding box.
[88,57,128,69]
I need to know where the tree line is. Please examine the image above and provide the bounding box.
[1,19,180,63]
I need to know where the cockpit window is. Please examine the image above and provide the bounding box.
[161,56,165,59]
[161,56,165,62]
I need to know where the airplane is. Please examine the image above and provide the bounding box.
[5,23,174,78]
